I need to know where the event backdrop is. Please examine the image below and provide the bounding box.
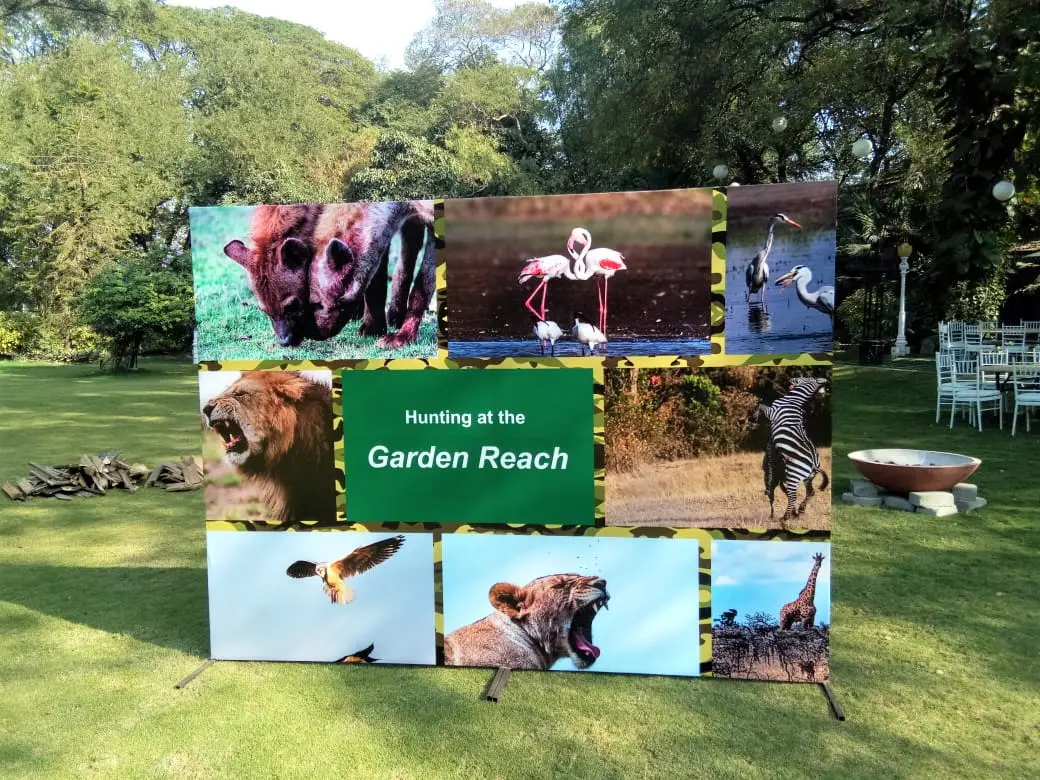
[190,182,835,682]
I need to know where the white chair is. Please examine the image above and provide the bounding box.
[962,324,984,352]
[938,321,950,350]
[1011,364,1040,435]
[949,357,1002,431]
[936,352,979,425]
[979,350,1010,391]
[1002,325,1028,361]
[948,321,966,348]
[935,352,958,424]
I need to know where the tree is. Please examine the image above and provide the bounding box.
[405,0,558,74]
[0,35,191,337]
[553,0,1040,326]
[137,6,380,206]
[78,249,194,371]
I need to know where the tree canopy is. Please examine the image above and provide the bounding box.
[0,0,1036,359]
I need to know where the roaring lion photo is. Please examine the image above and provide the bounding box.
[443,573,609,670]
[200,370,335,526]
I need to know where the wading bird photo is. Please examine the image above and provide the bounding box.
[447,190,711,358]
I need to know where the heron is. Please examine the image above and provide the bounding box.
[774,265,834,316]
[746,213,802,305]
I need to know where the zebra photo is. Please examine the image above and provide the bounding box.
[605,367,831,530]
[757,377,831,526]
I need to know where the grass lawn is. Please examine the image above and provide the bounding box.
[190,206,437,362]
[607,448,832,529]
[1,358,1037,779]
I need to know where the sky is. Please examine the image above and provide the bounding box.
[207,531,436,663]
[442,534,704,677]
[711,541,832,626]
[167,0,532,70]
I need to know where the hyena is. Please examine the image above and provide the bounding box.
[222,205,322,347]
[309,200,435,347]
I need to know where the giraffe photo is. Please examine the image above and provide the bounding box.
[710,541,831,683]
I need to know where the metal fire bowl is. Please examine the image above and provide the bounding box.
[847,449,981,493]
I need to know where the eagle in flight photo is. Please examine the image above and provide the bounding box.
[286,535,405,605]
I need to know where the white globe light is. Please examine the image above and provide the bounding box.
[852,137,873,159]
[712,164,729,181]
[992,180,1015,202]
[771,116,788,132]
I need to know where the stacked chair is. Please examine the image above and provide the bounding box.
[935,318,1040,434]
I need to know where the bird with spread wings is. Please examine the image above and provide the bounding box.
[286,535,405,605]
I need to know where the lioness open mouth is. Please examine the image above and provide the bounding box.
[569,593,609,667]
[210,417,247,455]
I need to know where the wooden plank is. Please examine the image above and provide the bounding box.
[145,465,162,487]
[27,463,65,485]
[182,461,202,487]
[2,482,24,500]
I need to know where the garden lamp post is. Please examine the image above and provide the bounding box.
[892,242,912,358]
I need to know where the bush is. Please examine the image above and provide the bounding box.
[0,312,101,360]
[0,314,35,357]
[79,257,193,371]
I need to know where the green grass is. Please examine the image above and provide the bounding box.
[1,358,1038,778]
[190,206,437,361]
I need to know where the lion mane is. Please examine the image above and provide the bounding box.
[202,371,334,524]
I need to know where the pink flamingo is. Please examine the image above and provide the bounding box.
[567,228,627,336]
[518,254,575,319]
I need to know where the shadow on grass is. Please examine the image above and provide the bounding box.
[0,564,208,656]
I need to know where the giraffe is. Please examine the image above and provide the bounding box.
[779,553,825,630]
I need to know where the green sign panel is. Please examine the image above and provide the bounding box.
[341,369,594,525]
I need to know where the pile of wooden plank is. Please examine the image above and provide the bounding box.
[144,457,203,492]
[1,452,203,501]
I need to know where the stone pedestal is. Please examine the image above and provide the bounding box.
[841,479,986,515]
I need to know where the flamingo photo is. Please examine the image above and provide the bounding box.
[446,189,712,358]
[745,212,802,306]
[774,265,834,316]
[567,227,627,337]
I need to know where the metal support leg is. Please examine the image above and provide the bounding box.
[819,682,846,721]
[483,667,511,702]
[175,658,214,689]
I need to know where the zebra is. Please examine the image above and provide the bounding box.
[758,377,830,523]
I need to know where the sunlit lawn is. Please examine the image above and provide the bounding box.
[0,358,1037,778]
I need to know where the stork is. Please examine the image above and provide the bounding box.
[746,213,802,305]
[532,316,563,356]
[571,312,606,355]
[774,265,834,316]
